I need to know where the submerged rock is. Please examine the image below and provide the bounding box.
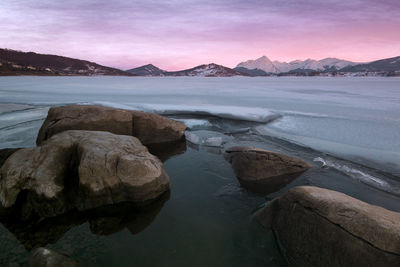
[224,146,311,194]
[255,186,400,266]
[29,247,77,267]
[1,130,170,219]
[36,105,186,145]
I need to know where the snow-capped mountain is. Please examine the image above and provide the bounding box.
[319,58,357,70]
[166,63,244,77]
[236,56,357,73]
[237,56,280,73]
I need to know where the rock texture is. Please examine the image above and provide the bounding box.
[36,105,186,145]
[255,186,400,266]
[224,146,311,194]
[1,130,170,219]
[29,247,77,267]
[0,148,19,168]
[131,110,187,144]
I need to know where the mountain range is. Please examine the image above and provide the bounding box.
[1,48,399,77]
[235,56,358,74]
[127,63,243,77]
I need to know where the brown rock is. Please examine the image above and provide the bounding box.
[1,130,170,219]
[36,105,132,145]
[255,186,400,266]
[224,146,311,194]
[131,110,187,144]
[36,105,186,145]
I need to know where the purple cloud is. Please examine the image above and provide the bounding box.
[1,0,399,70]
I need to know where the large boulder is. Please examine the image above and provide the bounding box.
[1,130,170,219]
[255,186,400,266]
[224,146,311,194]
[36,105,132,144]
[36,105,186,145]
[29,247,77,267]
[0,148,20,218]
[0,148,19,168]
[131,110,187,145]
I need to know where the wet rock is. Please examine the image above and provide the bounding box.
[254,186,400,266]
[1,130,169,219]
[29,247,77,267]
[36,105,186,145]
[224,146,311,194]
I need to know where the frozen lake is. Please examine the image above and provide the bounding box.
[0,76,400,265]
[1,76,399,172]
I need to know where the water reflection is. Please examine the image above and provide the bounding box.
[0,191,169,250]
[147,139,187,162]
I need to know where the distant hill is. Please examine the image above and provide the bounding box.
[166,63,245,77]
[340,56,400,74]
[126,64,166,76]
[0,48,132,76]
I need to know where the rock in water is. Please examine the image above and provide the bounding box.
[224,146,311,194]
[254,186,400,266]
[36,105,132,144]
[36,105,186,145]
[130,110,187,144]
[1,130,170,219]
[29,247,77,267]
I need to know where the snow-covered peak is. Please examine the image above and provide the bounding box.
[237,56,358,73]
[237,56,280,73]
[319,58,357,69]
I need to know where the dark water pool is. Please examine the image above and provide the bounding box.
[0,147,285,266]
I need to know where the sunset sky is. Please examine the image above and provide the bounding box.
[1,0,399,70]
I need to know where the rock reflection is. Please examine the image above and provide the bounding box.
[0,191,169,250]
[238,173,301,195]
[147,139,187,162]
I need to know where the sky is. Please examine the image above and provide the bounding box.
[1,0,399,70]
